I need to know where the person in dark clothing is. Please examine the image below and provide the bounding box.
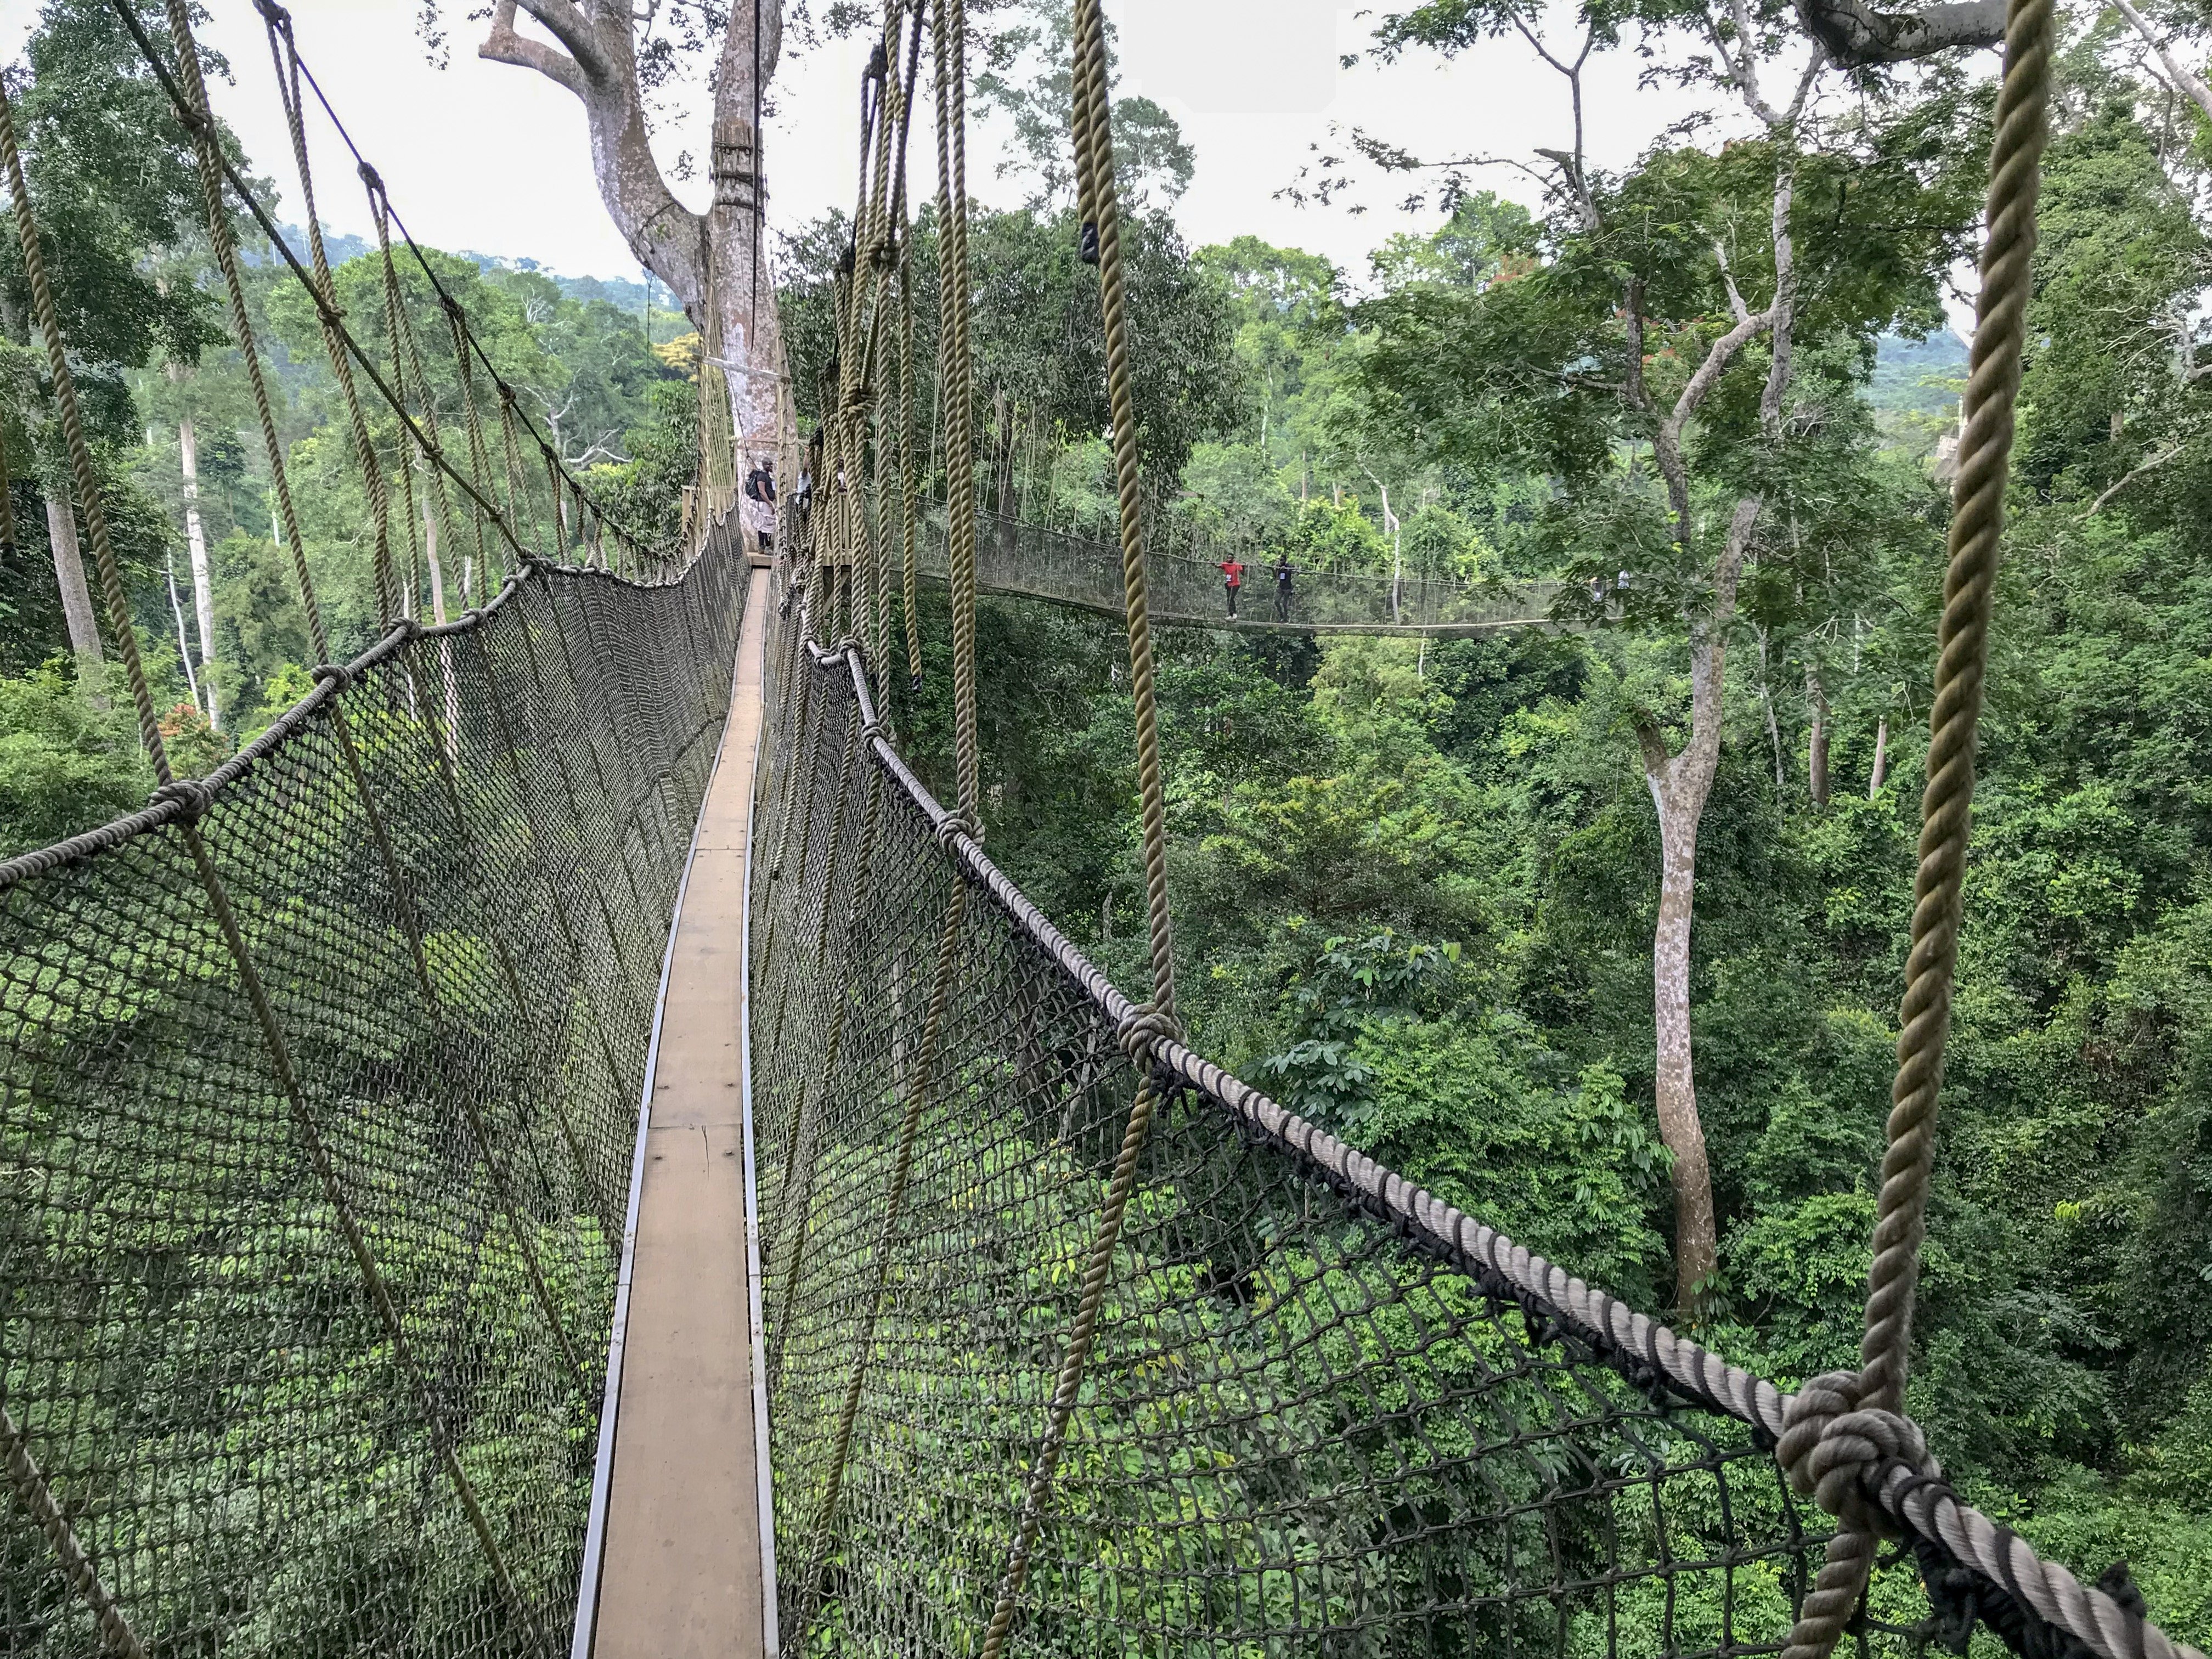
[743,460,776,552]
[1217,558,1245,619]
[1273,556,1294,622]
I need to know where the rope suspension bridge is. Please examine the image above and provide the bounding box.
[0,4,2199,1659]
[919,506,1570,635]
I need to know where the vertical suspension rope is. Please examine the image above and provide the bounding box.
[933,0,982,830]
[975,6,1181,1654]
[261,2,400,625]
[1774,0,2052,1654]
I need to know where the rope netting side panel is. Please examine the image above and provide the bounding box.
[0,524,747,1657]
[753,584,1930,1659]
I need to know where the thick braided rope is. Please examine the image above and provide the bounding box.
[974,9,1181,1653]
[1,1403,146,1659]
[854,6,902,679]
[0,88,168,785]
[933,0,983,825]
[262,4,399,625]
[897,255,924,686]
[891,5,926,692]
[444,298,500,581]
[1074,0,1175,1028]
[369,180,457,615]
[162,0,332,666]
[1777,3,2051,1654]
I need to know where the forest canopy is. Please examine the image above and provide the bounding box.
[3,0,2211,1641]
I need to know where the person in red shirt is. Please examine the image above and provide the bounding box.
[1217,557,1245,619]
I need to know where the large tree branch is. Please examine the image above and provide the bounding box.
[2084,441,2184,514]
[515,0,614,80]
[481,0,587,92]
[2109,0,2212,123]
[1792,0,2004,63]
[1654,307,1773,545]
[479,0,705,313]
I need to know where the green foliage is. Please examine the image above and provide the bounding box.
[0,659,149,854]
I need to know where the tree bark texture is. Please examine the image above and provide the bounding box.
[178,411,219,729]
[1633,496,1756,1316]
[1805,667,1830,808]
[1870,714,1889,795]
[45,493,102,671]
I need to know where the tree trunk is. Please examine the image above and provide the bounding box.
[424,501,450,625]
[1869,714,1889,796]
[1805,667,1830,808]
[1757,628,1785,789]
[992,387,1016,560]
[178,411,219,730]
[480,0,792,482]
[165,544,200,713]
[1646,766,1719,1314]
[45,493,103,672]
[1632,496,1757,1318]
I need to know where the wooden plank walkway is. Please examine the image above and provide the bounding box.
[581,566,774,1658]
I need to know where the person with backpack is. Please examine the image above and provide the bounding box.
[1273,556,1294,622]
[743,458,776,553]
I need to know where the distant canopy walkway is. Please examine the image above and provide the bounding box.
[911,505,1566,635]
[0,3,2205,1659]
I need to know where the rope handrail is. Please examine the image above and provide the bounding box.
[755,567,2208,1659]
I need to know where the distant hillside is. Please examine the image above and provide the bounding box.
[1868,328,1966,416]
[267,223,674,319]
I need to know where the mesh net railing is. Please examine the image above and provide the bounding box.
[907,505,1565,634]
[0,519,747,1657]
[752,566,1975,1659]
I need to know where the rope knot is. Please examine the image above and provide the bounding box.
[357,161,383,196]
[150,778,216,822]
[1778,1372,1937,1539]
[1116,1002,1181,1068]
[934,809,979,853]
[309,662,353,692]
[858,716,890,746]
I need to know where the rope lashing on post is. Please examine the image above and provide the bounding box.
[1775,0,2052,1651]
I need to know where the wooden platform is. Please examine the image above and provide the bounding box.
[580,566,774,1657]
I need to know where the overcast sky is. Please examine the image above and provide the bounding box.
[0,0,1765,293]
